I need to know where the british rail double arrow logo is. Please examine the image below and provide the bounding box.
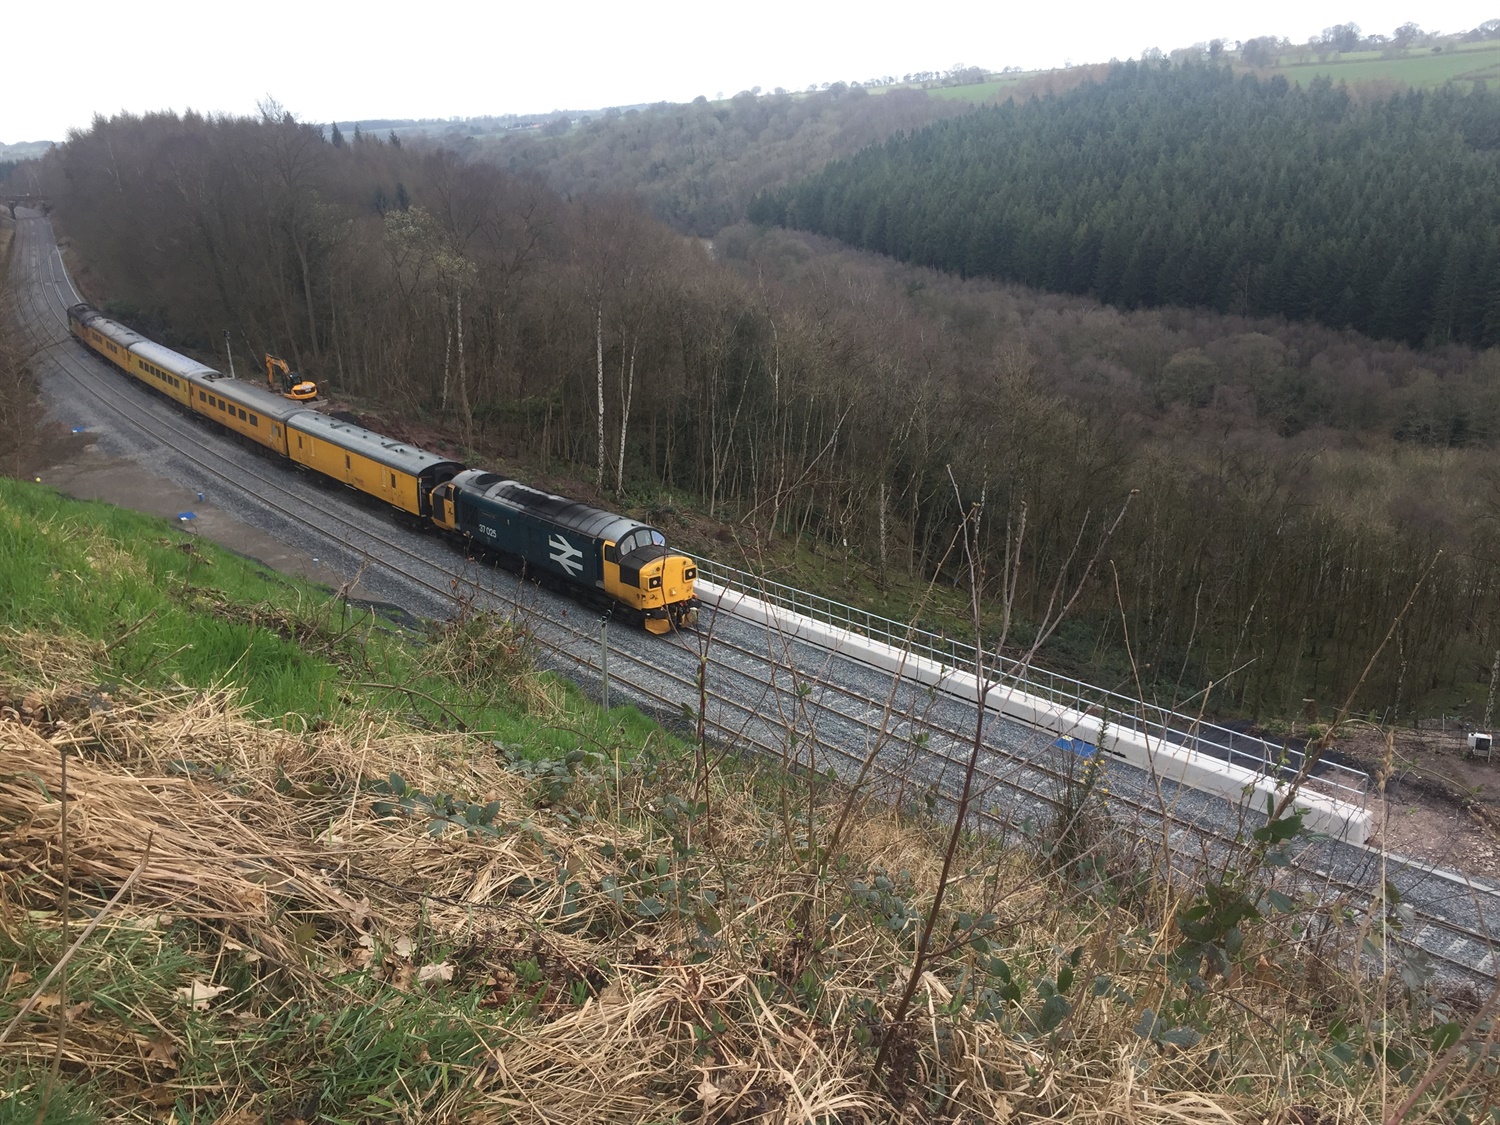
[548,534,584,577]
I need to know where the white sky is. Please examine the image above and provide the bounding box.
[2,0,1496,143]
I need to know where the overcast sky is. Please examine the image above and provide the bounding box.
[3,0,1496,143]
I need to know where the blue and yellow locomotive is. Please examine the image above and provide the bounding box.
[66,303,699,633]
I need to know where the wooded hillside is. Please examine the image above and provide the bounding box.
[32,108,1500,724]
[752,63,1500,349]
[484,86,974,236]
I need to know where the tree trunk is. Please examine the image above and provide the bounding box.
[596,303,606,488]
[616,338,636,494]
[456,288,472,448]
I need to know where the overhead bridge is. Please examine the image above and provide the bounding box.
[5,196,51,218]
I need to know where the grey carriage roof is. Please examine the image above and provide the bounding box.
[128,340,220,380]
[458,471,652,543]
[74,306,146,350]
[286,411,464,477]
[192,372,308,423]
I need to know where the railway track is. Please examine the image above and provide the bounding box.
[10,210,1500,986]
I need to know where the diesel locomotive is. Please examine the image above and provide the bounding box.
[67,303,699,633]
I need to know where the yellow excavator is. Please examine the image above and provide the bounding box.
[264,354,319,402]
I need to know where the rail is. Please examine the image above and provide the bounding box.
[692,556,1370,803]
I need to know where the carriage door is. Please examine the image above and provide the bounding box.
[432,482,454,529]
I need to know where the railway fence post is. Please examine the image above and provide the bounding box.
[600,617,610,711]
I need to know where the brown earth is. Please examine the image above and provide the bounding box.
[1341,724,1500,882]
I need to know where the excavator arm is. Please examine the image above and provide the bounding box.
[263,354,318,401]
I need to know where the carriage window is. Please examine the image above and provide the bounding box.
[249,413,258,426]
[199,391,206,401]
[345,455,351,469]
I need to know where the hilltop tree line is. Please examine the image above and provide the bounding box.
[750,63,1500,349]
[489,85,974,236]
[33,109,1500,723]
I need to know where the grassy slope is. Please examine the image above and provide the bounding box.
[0,473,1481,1124]
[0,475,646,759]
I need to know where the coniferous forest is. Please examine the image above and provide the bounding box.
[751,63,1500,348]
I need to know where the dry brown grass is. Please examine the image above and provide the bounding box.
[0,628,1480,1122]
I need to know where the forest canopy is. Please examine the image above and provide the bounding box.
[751,62,1500,348]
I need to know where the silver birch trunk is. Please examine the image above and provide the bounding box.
[616,339,636,494]
[456,288,471,447]
[596,304,606,487]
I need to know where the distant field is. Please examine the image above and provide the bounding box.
[1268,41,1500,89]
[925,76,1029,101]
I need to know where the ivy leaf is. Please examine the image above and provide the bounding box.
[1430,1021,1463,1053]
[1253,810,1305,845]
[1037,994,1071,1033]
[1134,1008,1162,1040]
[1158,1025,1202,1048]
[1267,889,1296,913]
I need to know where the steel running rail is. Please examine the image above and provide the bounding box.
[692,557,1370,803]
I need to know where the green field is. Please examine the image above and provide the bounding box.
[1269,40,1500,88]
[924,76,1029,101]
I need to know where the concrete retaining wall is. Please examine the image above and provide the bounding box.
[698,580,1371,844]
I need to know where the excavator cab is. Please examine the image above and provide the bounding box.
[264,354,319,402]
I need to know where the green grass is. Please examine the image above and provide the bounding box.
[920,77,1029,101]
[0,476,628,758]
[1268,41,1500,88]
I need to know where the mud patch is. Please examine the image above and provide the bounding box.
[1343,726,1500,882]
[20,434,381,601]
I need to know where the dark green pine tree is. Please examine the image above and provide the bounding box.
[330,122,345,148]
[761,62,1500,347]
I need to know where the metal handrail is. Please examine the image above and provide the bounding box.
[693,556,1369,801]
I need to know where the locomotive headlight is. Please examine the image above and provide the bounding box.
[648,576,662,589]
[683,567,697,581]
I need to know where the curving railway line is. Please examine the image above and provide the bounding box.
[8,209,1500,985]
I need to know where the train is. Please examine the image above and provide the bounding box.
[66,303,700,634]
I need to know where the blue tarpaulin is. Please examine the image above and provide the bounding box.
[1053,736,1097,758]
